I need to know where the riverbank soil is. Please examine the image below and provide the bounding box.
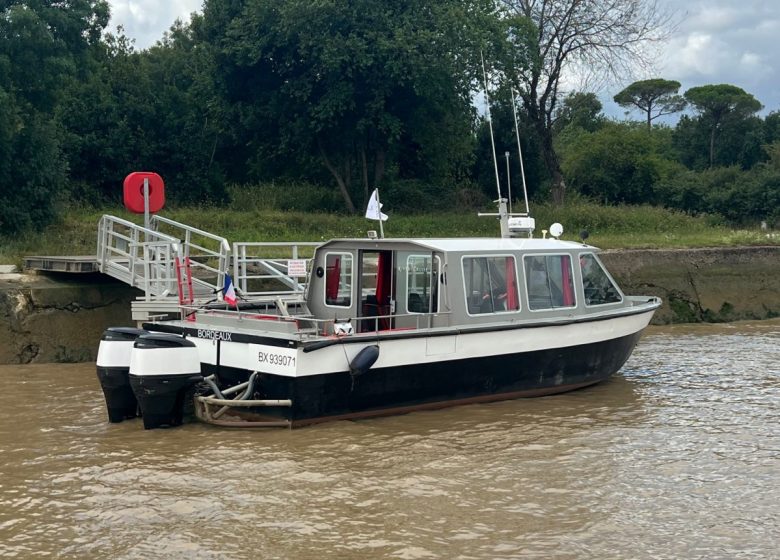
[601,246,780,324]
[0,272,135,364]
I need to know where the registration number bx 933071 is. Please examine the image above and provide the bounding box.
[249,343,298,375]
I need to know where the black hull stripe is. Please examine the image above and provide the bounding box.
[288,379,601,428]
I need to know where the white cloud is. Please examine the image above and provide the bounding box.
[661,32,722,78]
[687,6,743,31]
[107,0,202,49]
[651,0,780,108]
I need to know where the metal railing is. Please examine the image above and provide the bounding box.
[97,214,232,302]
[232,242,320,297]
[96,215,180,299]
[186,304,450,337]
[151,215,231,298]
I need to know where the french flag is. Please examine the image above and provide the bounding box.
[223,274,237,306]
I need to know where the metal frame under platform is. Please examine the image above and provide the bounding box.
[131,297,182,323]
[24,256,98,273]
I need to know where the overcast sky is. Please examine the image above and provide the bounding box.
[107,0,780,117]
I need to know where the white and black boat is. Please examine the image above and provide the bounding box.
[95,78,659,428]
[96,200,660,429]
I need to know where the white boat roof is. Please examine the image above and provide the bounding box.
[321,237,595,253]
[410,237,591,252]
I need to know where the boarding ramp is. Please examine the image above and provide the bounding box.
[97,215,231,321]
[96,215,180,298]
[97,215,320,321]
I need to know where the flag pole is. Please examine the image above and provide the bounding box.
[376,188,385,239]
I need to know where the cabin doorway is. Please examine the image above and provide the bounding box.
[394,251,441,330]
[358,250,394,332]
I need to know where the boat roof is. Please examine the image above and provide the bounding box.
[318,237,595,253]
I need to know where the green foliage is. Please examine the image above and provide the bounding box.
[673,113,766,171]
[60,23,228,206]
[559,122,676,205]
[685,84,763,119]
[613,78,686,128]
[764,112,780,144]
[554,92,605,133]
[0,104,68,234]
[473,87,547,201]
[655,164,780,225]
[201,0,494,212]
[0,0,108,234]
[684,84,763,167]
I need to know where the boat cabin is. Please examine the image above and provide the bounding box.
[305,237,625,334]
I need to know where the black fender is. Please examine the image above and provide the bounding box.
[349,345,379,376]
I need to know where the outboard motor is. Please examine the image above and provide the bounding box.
[96,327,148,422]
[129,334,202,429]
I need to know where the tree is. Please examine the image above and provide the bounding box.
[554,92,605,133]
[201,0,495,212]
[684,84,763,168]
[498,0,672,205]
[613,78,686,129]
[61,22,229,205]
[0,0,109,234]
[561,122,675,204]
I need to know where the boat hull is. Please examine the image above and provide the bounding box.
[202,328,642,426]
[172,307,655,427]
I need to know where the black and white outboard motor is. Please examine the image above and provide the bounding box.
[128,333,202,429]
[96,327,148,423]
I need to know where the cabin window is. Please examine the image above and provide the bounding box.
[462,256,520,315]
[580,253,622,306]
[406,255,439,313]
[324,252,352,307]
[524,254,576,310]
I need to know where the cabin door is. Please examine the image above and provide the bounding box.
[358,250,394,332]
[394,251,440,330]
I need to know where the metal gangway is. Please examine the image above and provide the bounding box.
[97,215,321,322]
[97,214,231,321]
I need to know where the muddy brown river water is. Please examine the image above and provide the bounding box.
[0,321,778,559]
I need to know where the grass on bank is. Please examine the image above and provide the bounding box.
[0,184,777,266]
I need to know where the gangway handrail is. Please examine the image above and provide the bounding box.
[150,215,231,296]
[151,215,231,254]
[233,241,320,296]
[97,214,231,303]
[97,215,181,300]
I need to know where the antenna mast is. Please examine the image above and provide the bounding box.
[481,52,502,202]
[505,151,512,214]
[477,58,535,239]
[511,87,530,215]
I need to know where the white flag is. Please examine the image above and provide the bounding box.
[365,189,388,221]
